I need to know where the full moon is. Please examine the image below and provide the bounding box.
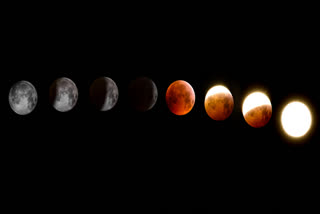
[242,92,272,128]
[90,77,119,111]
[49,77,78,112]
[281,101,312,138]
[9,80,38,115]
[166,80,195,116]
[128,77,158,112]
[204,85,234,121]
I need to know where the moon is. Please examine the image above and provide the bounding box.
[204,85,234,121]
[9,80,38,115]
[281,101,312,138]
[49,77,78,112]
[242,92,272,128]
[166,80,195,116]
[90,77,119,111]
[128,77,158,112]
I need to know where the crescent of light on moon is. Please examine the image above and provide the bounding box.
[205,85,232,100]
[89,77,119,111]
[281,101,312,138]
[128,77,158,112]
[242,92,271,115]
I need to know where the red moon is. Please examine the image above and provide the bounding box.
[166,80,195,115]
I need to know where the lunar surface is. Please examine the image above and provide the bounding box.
[166,80,195,115]
[242,92,272,128]
[281,101,312,138]
[9,80,38,115]
[50,77,78,112]
[90,77,119,111]
[128,77,158,112]
[205,85,234,121]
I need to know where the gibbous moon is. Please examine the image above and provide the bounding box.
[242,92,272,128]
[90,77,119,111]
[204,85,234,121]
[128,77,158,112]
[166,80,195,116]
[281,101,312,138]
[49,77,78,112]
[9,80,38,115]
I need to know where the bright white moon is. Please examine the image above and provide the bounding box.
[281,101,312,138]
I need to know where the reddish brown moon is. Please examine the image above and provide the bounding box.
[166,80,195,115]
[204,85,234,121]
[244,105,272,128]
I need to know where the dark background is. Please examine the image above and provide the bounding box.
[3,4,319,213]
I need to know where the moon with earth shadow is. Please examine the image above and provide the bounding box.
[128,77,158,112]
[49,77,78,112]
[89,77,119,111]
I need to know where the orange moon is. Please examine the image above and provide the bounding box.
[242,92,272,128]
[166,80,195,115]
[204,85,234,121]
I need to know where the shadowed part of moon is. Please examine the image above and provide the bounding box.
[90,77,119,111]
[49,77,78,112]
[244,104,272,128]
[166,80,195,115]
[9,81,38,115]
[128,77,158,112]
[205,92,234,121]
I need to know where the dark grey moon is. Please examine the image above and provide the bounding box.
[49,77,78,112]
[128,77,158,112]
[9,80,38,115]
[89,77,119,111]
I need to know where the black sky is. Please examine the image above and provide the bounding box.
[2,5,320,213]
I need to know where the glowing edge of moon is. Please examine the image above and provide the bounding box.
[205,85,232,100]
[242,92,271,115]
